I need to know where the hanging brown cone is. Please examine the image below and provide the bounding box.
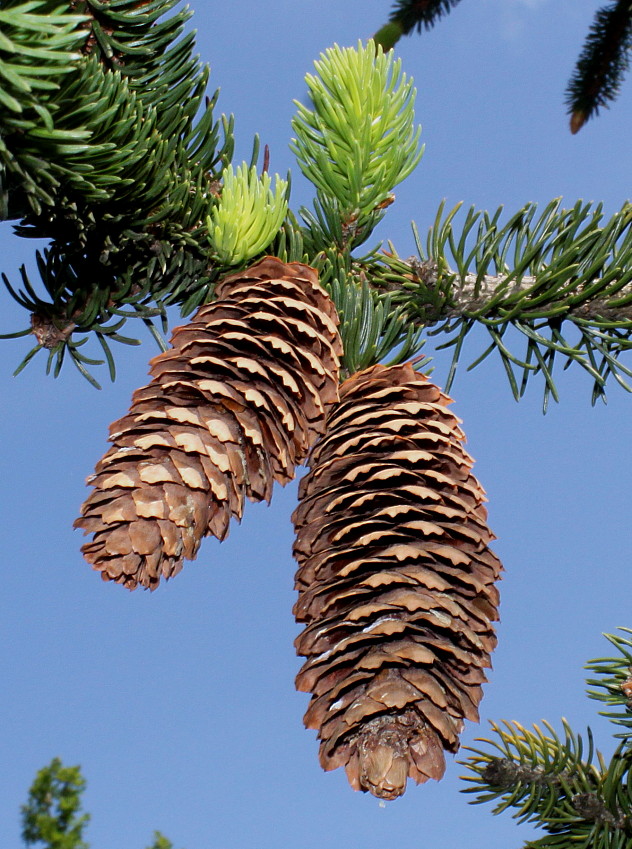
[75,257,342,590]
[292,362,502,799]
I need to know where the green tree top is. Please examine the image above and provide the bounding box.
[20,757,178,849]
[21,758,89,849]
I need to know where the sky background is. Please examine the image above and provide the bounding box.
[1,1,631,847]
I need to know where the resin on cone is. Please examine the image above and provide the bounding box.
[76,257,342,589]
[292,363,502,799]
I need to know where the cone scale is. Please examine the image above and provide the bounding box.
[76,257,342,589]
[292,363,502,799]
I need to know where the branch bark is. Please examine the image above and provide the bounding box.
[445,271,632,322]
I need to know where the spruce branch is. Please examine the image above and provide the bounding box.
[3,15,631,405]
[291,40,422,239]
[374,0,464,50]
[1,0,234,385]
[0,0,90,217]
[586,628,632,739]
[313,247,425,376]
[462,719,606,824]
[288,45,632,406]
[372,199,632,408]
[460,631,632,848]
[289,40,426,372]
[567,0,632,133]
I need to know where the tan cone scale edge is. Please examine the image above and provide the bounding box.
[75,257,342,590]
[292,363,502,799]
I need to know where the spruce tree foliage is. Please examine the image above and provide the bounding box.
[373,0,464,49]
[0,0,234,386]
[0,9,631,402]
[567,0,632,134]
[0,7,631,402]
[373,0,632,132]
[462,629,632,849]
[21,758,178,849]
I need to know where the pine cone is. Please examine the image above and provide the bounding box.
[292,363,502,799]
[75,257,342,590]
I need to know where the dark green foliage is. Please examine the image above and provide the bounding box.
[310,244,425,377]
[395,0,463,32]
[566,1,632,133]
[0,0,90,218]
[404,0,462,30]
[21,758,90,849]
[379,0,463,39]
[1,0,233,384]
[462,629,632,849]
[288,194,426,377]
[373,0,464,52]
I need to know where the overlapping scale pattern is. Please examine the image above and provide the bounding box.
[76,257,342,590]
[292,363,502,799]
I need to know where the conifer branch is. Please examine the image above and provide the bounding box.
[1,0,234,385]
[567,0,632,133]
[585,627,632,738]
[2,16,631,408]
[0,0,90,217]
[374,0,464,51]
[289,41,426,376]
[372,200,632,407]
[461,629,632,848]
[291,42,422,233]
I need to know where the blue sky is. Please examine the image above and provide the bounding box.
[1,1,631,846]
